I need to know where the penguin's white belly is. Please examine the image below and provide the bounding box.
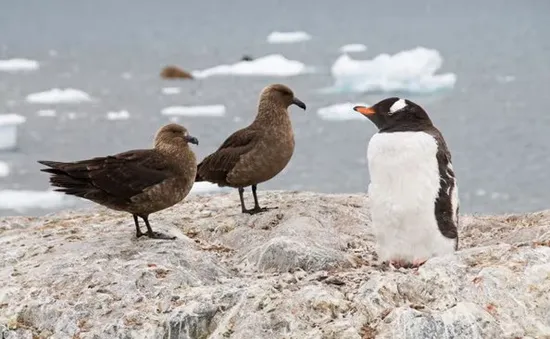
[367,131,456,263]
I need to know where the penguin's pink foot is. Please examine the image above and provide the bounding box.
[411,259,427,268]
[387,259,426,269]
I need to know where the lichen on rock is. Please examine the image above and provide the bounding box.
[1,191,549,338]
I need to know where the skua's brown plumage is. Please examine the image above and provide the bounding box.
[38,124,199,239]
[196,84,306,214]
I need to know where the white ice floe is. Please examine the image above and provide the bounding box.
[162,87,181,95]
[0,161,9,177]
[37,109,56,117]
[190,182,228,195]
[266,31,312,44]
[192,54,311,78]
[329,47,456,93]
[0,114,26,151]
[317,102,370,121]
[106,110,130,120]
[0,189,75,212]
[0,58,39,72]
[26,88,93,104]
[161,105,226,117]
[339,44,367,53]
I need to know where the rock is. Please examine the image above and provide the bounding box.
[160,66,193,79]
[1,191,549,338]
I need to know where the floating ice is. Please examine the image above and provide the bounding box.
[317,102,370,121]
[0,189,75,212]
[0,58,39,72]
[162,87,181,95]
[106,110,130,120]
[0,161,9,177]
[329,47,456,94]
[0,114,26,151]
[26,88,93,104]
[266,31,311,44]
[339,44,367,53]
[161,105,226,117]
[37,109,56,117]
[190,182,228,195]
[192,54,311,78]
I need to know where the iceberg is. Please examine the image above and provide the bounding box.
[0,161,9,177]
[0,114,26,151]
[161,105,226,117]
[0,58,39,72]
[0,189,75,212]
[189,182,228,195]
[192,54,311,78]
[266,31,312,44]
[329,47,456,94]
[317,102,370,121]
[26,88,93,104]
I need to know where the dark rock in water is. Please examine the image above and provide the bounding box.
[37,123,199,240]
[161,66,194,79]
[195,84,306,215]
[240,55,254,61]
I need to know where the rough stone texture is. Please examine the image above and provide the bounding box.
[1,191,549,339]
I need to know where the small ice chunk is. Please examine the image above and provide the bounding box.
[317,103,370,121]
[37,109,56,117]
[475,189,486,197]
[0,58,39,72]
[67,112,77,120]
[121,72,133,80]
[26,88,93,104]
[161,105,226,117]
[192,54,311,78]
[266,31,312,44]
[339,44,367,53]
[329,47,457,94]
[0,189,75,212]
[389,98,407,113]
[0,114,26,151]
[0,161,9,177]
[162,87,181,95]
[496,75,515,83]
[106,110,130,120]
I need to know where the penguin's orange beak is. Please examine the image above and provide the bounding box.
[353,105,375,116]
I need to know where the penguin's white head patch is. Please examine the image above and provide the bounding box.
[389,98,407,115]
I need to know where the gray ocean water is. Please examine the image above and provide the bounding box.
[1,0,549,217]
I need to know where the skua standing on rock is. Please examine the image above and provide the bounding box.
[37,123,199,240]
[196,84,306,214]
[353,98,459,268]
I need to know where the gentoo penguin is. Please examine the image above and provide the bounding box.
[353,98,459,268]
[196,84,306,214]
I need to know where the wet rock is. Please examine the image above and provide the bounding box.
[160,66,193,79]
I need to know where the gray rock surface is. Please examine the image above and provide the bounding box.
[1,191,549,339]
